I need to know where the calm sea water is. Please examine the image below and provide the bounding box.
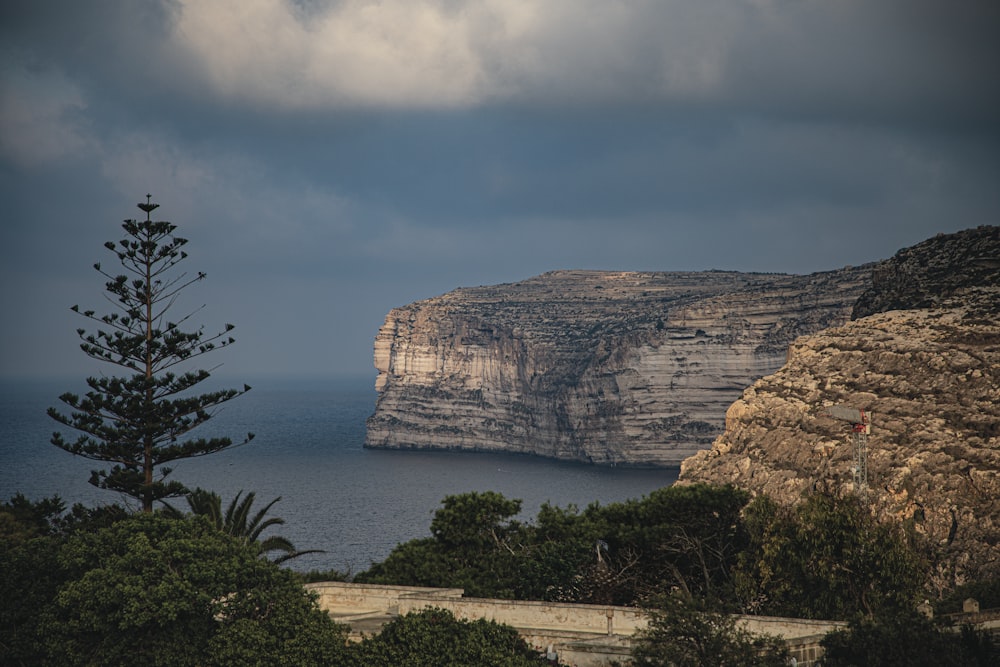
[0,377,677,573]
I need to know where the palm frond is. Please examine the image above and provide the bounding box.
[174,488,321,563]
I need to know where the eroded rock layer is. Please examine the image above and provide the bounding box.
[366,268,872,466]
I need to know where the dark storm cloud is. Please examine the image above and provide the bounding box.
[1,0,997,379]
[719,2,1000,128]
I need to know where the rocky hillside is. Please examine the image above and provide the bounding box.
[853,226,1000,318]
[679,226,1000,584]
[365,267,872,466]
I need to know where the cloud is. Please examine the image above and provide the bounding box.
[93,130,362,267]
[167,0,748,110]
[161,0,999,125]
[0,0,996,379]
[173,0,486,109]
[0,64,94,167]
[5,0,997,124]
[723,1,1000,127]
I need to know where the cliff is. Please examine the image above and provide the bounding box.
[365,267,872,466]
[679,226,1000,583]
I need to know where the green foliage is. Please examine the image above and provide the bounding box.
[358,483,982,627]
[0,533,63,665]
[0,493,128,544]
[0,495,128,664]
[356,491,527,598]
[48,198,253,511]
[819,610,999,667]
[513,525,595,602]
[295,567,352,584]
[935,576,1000,614]
[356,485,938,621]
[357,485,753,605]
[589,484,751,605]
[356,492,598,600]
[0,493,68,542]
[49,513,349,666]
[0,508,349,667]
[357,537,456,586]
[164,488,322,563]
[430,490,523,552]
[736,492,925,619]
[352,607,555,667]
[632,594,788,667]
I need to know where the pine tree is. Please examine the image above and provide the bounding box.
[48,196,254,512]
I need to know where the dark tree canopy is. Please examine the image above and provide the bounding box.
[820,610,999,667]
[48,197,253,511]
[356,491,526,598]
[355,485,753,605]
[46,513,347,666]
[353,608,555,667]
[735,492,925,619]
[632,594,788,667]
[1,499,353,666]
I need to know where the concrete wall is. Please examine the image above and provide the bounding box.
[306,581,855,666]
[307,583,1000,667]
[737,614,844,640]
[399,594,649,636]
[306,581,462,614]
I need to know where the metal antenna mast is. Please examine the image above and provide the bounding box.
[826,405,872,498]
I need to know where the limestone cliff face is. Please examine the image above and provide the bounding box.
[366,268,872,466]
[679,305,1000,583]
[679,227,1000,583]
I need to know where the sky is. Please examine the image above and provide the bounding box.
[1,0,998,381]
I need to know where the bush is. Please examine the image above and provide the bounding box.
[353,607,555,667]
[2,510,351,667]
[632,594,788,667]
[820,610,998,667]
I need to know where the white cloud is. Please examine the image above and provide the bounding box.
[173,0,485,109]
[169,0,752,110]
[164,0,998,123]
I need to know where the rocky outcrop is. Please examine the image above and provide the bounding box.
[853,226,1000,319]
[366,267,872,466]
[679,306,1000,581]
[680,227,1000,583]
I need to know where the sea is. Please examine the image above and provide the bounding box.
[0,376,677,574]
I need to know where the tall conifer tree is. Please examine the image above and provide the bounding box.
[49,196,253,512]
